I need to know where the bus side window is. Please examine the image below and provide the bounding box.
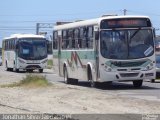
[74,28,79,49]
[62,30,67,49]
[13,39,16,49]
[11,39,14,50]
[87,26,93,49]
[8,40,10,50]
[6,41,9,50]
[80,27,87,48]
[53,31,58,49]
[68,30,74,49]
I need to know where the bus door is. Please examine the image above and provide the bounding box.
[94,26,100,80]
[53,31,58,75]
[58,30,63,76]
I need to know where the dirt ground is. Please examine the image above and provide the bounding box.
[0,68,160,114]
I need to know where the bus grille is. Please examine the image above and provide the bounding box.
[120,73,139,77]
[26,65,41,69]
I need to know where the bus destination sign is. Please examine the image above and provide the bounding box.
[100,18,151,29]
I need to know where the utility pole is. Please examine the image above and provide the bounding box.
[36,23,54,54]
[36,23,40,35]
[36,23,54,35]
[123,9,127,15]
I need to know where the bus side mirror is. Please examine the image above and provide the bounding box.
[95,31,99,40]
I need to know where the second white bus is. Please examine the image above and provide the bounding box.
[2,34,48,73]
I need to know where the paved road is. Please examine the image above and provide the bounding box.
[0,65,160,102]
[45,70,160,102]
[0,66,160,119]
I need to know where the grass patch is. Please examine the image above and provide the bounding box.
[47,60,53,69]
[1,74,51,88]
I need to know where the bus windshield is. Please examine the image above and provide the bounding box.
[18,38,47,60]
[100,29,154,59]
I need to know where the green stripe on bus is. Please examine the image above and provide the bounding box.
[53,50,96,60]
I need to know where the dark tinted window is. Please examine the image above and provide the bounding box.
[61,26,93,49]
[53,31,58,49]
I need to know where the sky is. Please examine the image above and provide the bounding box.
[0,0,160,47]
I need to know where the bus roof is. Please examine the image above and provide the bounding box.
[54,15,150,30]
[3,34,45,40]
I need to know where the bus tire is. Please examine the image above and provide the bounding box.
[6,62,9,71]
[71,79,78,85]
[16,69,19,73]
[39,69,43,73]
[133,80,143,88]
[88,67,97,88]
[63,66,71,84]
[27,69,33,73]
[151,79,155,83]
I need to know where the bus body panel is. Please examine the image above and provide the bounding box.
[2,34,48,72]
[99,56,156,82]
[53,50,59,75]
[58,50,96,80]
[53,15,156,85]
[4,51,16,68]
[15,57,48,70]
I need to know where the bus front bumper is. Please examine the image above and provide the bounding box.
[99,69,156,82]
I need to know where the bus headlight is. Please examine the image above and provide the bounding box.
[41,59,48,64]
[18,59,25,64]
[104,65,112,72]
[142,63,154,71]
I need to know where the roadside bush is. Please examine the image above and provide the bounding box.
[1,74,51,88]
[47,60,53,69]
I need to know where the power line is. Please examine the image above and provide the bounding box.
[128,10,160,16]
[0,27,35,29]
[0,29,35,30]
[0,10,120,16]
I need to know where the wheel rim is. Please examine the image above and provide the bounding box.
[90,80,95,87]
[64,68,68,83]
[89,72,95,87]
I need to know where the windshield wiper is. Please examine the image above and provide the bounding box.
[130,28,141,40]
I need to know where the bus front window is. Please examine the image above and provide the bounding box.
[100,29,154,59]
[18,39,47,60]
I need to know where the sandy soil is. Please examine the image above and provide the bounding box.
[0,84,160,114]
[0,68,160,114]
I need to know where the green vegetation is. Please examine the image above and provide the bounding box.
[47,59,53,69]
[1,74,51,88]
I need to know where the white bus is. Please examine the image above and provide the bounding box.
[53,15,156,87]
[2,34,48,73]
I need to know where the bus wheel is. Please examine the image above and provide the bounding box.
[133,80,143,88]
[151,79,155,83]
[16,69,19,73]
[63,67,71,84]
[6,62,9,71]
[71,79,78,85]
[27,69,33,73]
[88,68,97,88]
[39,69,43,73]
